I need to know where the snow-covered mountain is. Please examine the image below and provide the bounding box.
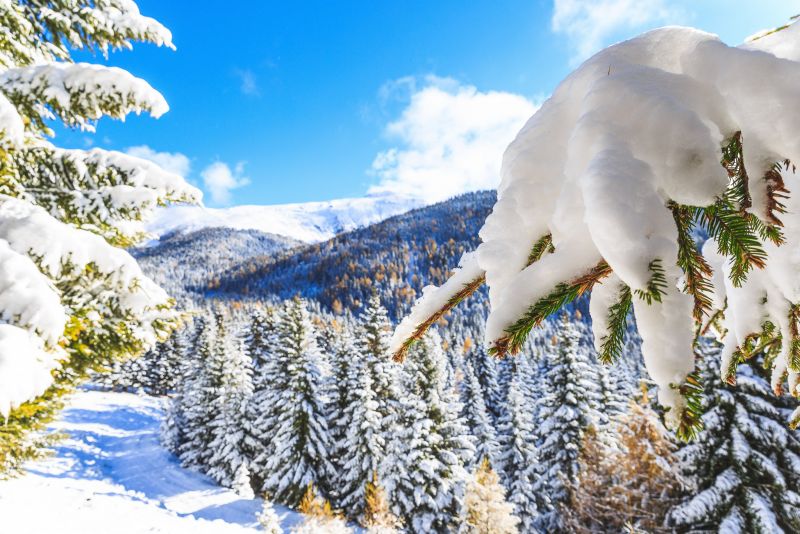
[146,194,423,243]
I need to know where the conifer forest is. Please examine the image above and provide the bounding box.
[1,1,800,533]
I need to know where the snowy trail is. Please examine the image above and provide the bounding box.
[0,389,301,533]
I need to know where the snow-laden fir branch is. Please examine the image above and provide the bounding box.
[391,23,800,435]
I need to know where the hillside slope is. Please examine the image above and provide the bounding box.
[133,227,301,300]
[216,191,496,320]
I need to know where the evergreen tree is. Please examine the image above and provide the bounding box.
[497,355,541,531]
[0,0,199,472]
[243,307,278,490]
[532,314,600,532]
[460,359,501,471]
[383,332,474,533]
[257,500,283,534]
[261,297,333,506]
[176,309,222,470]
[668,343,800,533]
[465,458,520,534]
[325,325,358,504]
[355,294,399,435]
[206,333,254,495]
[338,359,385,518]
[464,344,505,424]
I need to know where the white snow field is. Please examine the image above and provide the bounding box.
[146,193,422,243]
[0,388,301,533]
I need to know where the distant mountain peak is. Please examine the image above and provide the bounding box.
[146,194,423,243]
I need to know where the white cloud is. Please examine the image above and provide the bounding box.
[368,76,538,203]
[234,68,259,96]
[552,0,685,62]
[126,145,191,177]
[201,161,250,205]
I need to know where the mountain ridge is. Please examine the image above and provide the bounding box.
[146,193,423,243]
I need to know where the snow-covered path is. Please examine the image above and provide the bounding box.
[0,389,300,533]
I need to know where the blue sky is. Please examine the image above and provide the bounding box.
[59,0,798,206]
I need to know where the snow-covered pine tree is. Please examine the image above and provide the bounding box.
[178,308,227,470]
[465,457,520,534]
[325,324,357,504]
[245,307,277,370]
[497,353,541,531]
[242,306,278,490]
[161,315,207,455]
[464,342,505,425]
[257,499,283,534]
[145,329,186,396]
[668,343,800,532]
[532,314,601,533]
[383,332,474,533]
[261,297,333,506]
[206,329,255,496]
[338,359,385,519]
[460,358,501,471]
[0,0,200,472]
[355,294,399,435]
[390,22,800,436]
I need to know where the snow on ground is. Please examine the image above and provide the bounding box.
[146,193,422,243]
[0,388,302,533]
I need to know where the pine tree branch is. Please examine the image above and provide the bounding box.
[393,233,556,361]
[527,233,554,265]
[598,284,632,365]
[633,259,668,305]
[491,260,612,357]
[690,201,767,287]
[392,273,486,362]
[670,202,714,321]
[674,370,704,442]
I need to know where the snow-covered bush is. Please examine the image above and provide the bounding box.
[0,0,199,472]
[392,22,800,436]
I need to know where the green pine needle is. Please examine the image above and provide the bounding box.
[598,284,632,365]
[633,259,667,305]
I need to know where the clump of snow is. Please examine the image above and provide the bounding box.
[0,62,169,130]
[0,325,57,418]
[394,25,800,425]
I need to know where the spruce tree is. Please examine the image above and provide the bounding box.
[325,325,358,504]
[497,354,541,531]
[382,332,474,533]
[668,343,800,532]
[338,359,385,518]
[460,358,501,471]
[178,308,230,471]
[355,294,398,435]
[261,297,333,506]
[532,314,601,532]
[243,307,278,490]
[206,331,254,495]
[464,343,505,424]
[0,0,199,472]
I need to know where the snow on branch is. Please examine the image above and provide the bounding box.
[393,25,800,436]
[0,62,169,133]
